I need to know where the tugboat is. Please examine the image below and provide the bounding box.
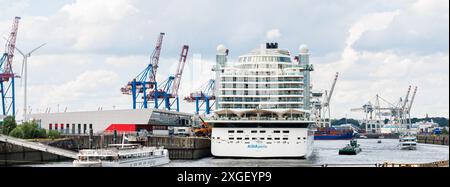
[339,139,362,155]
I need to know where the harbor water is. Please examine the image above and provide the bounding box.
[23,139,449,167]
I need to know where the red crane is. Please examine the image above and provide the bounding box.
[171,45,189,97]
[149,33,165,83]
[0,16,21,117]
[147,45,189,112]
[1,17,20,82]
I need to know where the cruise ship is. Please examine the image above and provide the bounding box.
[206,43,315,158]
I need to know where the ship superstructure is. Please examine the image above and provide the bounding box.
[207,43,315,158]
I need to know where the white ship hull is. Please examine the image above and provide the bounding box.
[211,127,314,158]
[73,155,170,167]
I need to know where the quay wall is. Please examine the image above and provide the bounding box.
[64,135,211,160]
[417,135,449,146]
[0,141,69,167]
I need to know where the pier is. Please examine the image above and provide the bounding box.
[1,134,78,166]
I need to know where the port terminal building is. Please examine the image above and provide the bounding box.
[29,109,195,135]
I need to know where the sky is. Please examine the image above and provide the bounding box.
[0,0,448,120]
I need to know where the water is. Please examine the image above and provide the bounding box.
[24,139,449,167]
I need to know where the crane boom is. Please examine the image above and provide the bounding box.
[149,33,165,83]
[5,17,20,75]
[171,45,189,97]
[325,72,339,106]
[1,17,20,81]
[401,85,411,113]
[407,86,417,114]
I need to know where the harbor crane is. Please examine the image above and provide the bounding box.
[147,45,189,112]
[319,72,339,127]
[0,17,20,117]
[121,33,165,109]
[184,79,216,115]
[406,86,418,123]
[351,85,418,134]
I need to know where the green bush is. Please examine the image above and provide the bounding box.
[9,127,25,139]
[9,121,48,139]
[47,130,61,139]
[2,116,17,135]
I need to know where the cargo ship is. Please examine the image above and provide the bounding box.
[314,127,354,140]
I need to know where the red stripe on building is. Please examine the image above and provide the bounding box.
[105,124,137,133]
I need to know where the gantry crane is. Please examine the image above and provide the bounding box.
[318,72,339,127]
[0,17,21,117]
[351,85,419,134]
[121,33,165,109]
[184,79,215,115]
[147,45,189,112]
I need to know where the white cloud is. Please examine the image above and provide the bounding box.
[311,7,448,119]
[266,29,282,40]
[340,10,401,70]
[1,0,448,119]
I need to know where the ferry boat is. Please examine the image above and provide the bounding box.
[207,43,315,158]
[73,144,169,167]
[73,134,170,167]
[399,135,417,150]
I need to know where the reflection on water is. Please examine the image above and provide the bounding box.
[24,139,449,167]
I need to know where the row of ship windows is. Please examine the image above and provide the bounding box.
[220,98,303,102]
[224,141,305,145]
[219,104,303,109]
[221,84,303,89]
[236,64,294,69]
[221,90,303,95]
[213,137,307,140]
[131,161,152,167]
[238,56,292,63]
[229,130,290,134]
[221,77,302,82]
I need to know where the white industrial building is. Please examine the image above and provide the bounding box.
[29,109,195,135]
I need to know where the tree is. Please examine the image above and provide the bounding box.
[2,116,17,135]
[9,121,48,139]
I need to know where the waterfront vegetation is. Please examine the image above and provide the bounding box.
[1,116,61,139]
[1,116,17,135]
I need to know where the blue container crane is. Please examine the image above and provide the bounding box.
[184,79,215,115]
[147,45,189,112]
[121,33,164,109]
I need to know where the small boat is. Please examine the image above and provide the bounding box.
[399,135,417,150]
[377,140,382,143]
[339,139,362,155]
